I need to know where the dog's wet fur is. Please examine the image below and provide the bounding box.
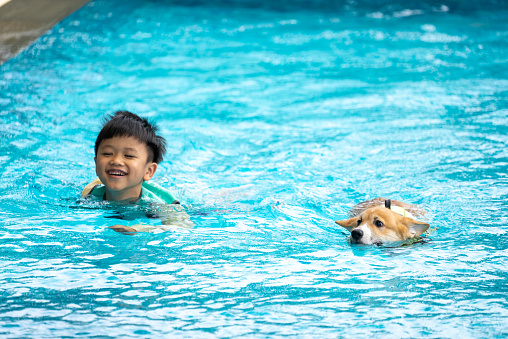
[336,198,430,245]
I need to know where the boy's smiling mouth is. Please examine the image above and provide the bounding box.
[106,169,127,177]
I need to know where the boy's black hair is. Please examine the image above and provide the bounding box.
[94,111,167,164]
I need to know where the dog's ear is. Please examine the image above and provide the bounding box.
[403,217,430,237]
[335,217,359,232]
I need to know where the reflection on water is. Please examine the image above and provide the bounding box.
[0,0,507,337]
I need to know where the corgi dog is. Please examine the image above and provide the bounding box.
[335,198,430,245]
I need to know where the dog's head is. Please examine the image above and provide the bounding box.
[335,205,430,245]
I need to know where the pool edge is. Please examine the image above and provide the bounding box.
[0,0,90,65]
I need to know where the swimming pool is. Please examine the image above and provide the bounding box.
[1,0,507,337]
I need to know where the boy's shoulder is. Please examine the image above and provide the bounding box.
[81,178,179,204]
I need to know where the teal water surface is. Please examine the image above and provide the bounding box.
[0,0,507,337]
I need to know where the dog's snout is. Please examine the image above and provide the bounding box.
[351,228,363,240]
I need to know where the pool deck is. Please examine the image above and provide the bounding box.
[0,0,90,64]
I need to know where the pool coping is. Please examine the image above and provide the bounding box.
[0,0,90,64]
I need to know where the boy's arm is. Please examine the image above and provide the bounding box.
[158,204,194,229]
[108,223,164,234]
[108,204,194,234]
[108,224,138,234]
[81,178,102,197]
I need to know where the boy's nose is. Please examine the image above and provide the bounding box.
[110,155,123,165]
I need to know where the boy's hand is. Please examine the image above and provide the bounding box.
[108,225,137,234]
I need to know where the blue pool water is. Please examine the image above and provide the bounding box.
[1,0,507,337]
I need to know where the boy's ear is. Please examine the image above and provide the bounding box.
[335,217,359,232]
[143,162,157,181]
[402,217,430,237]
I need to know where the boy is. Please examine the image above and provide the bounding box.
[82,110,193,233]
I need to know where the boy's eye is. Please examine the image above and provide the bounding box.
[125,155,135,159]
[102,152,112,156]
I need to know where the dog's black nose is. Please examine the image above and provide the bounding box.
[351,229,363,240]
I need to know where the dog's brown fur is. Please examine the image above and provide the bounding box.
[336,198,430,245]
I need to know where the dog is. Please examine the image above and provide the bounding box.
[335,198,430,245]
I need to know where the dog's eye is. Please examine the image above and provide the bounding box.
[375,220,384,228]
[357,218,362,226]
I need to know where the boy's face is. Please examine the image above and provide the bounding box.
[95,136,157,201]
